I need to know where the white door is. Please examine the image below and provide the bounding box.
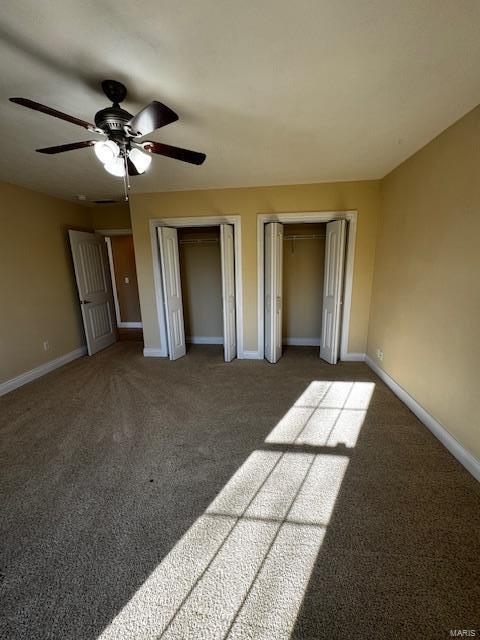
[220,224,237,362]
[158,227,186,360]
[264,222,283,363]
[320,219,346,364]
[68,230,117,356]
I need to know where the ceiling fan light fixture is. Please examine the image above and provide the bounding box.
[94,139,120,164]
[104,156,125,177]
[128,147,152,174]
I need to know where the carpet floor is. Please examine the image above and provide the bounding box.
[0,342,478,639]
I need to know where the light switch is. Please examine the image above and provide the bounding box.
[124,276,129,284]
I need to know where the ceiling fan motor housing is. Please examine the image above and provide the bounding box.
[94,106,133,139]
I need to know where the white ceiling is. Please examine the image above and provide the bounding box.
[1,0,480,203]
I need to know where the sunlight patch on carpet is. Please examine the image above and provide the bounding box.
[97,380,373,639]
[266,381,375,448]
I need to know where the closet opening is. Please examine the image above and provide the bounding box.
[263,217,348,365]
[178,226,223,347]
[156,221,238,362]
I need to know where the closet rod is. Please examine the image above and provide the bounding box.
[283,234,325,240]
[179,238,219,245]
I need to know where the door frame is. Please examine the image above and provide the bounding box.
[149,215,244,358]
[257,211,357,361]
[96,228,143,329]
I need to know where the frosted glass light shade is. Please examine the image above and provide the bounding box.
[94,140,120,164]
[104,156,125,177]
[129,147,152,174]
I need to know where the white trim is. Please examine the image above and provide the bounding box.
[283,337,321,346]
[118,322,143,329]
[257,211,357,362]
[95,228,133,236]
[365,355,480,482]
[143,348,164,357]
[149,215,244,358]
[187,336,223,344]
[238,350,263,360]
[0,347,87,397]
[341,352,366,362]
[105,236,122,326]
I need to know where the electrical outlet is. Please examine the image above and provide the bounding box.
[43,340,50,352]
[377,348,384,361]
[124,276,129,284]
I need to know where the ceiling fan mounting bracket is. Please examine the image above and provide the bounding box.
[101,79,127,106]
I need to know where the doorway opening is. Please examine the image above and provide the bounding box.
[105,234,143,342]
[69,228,144,356]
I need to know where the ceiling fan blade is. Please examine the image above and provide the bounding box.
[10,98,96,131]
[144,141,206,165]
[127,158,140,176]
[128,101,178,136]
[36,141,96,154]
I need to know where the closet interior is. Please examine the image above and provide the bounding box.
[178,226,223,345]
[158,222,237,362]
[264,218,346,365]
[282,223,326,346]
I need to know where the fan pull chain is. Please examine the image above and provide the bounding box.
[122,154,131,202]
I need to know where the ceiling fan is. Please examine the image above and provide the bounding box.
[9,79,206,199]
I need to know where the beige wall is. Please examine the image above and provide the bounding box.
[129,180,380,353]
[283,223,326,341]
[368,105,480,459]
[178,227,223,340]
[110,235,141,323]
[0,181,92,384]
[91,204,131,230]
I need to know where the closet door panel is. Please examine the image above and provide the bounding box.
[265,222,283,363]
[220,224,237,362]
[320,219,346,364]
[158,227,187,360]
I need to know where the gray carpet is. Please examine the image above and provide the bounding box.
[0,342,478,639]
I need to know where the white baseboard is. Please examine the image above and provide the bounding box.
[143,348,166,358]
[283,337,321,346]
[365,355,480,482]
[238,350,263,360]
[341,352,366,362]
[187,336,223,345]
[118,322,143,329]
[0,346,87,397]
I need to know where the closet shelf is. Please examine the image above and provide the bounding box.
[179,238,219,245]
[284,234,325,240]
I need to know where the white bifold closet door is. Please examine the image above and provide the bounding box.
[264,222,284,363]
[158,227,186,360]
[320,219,346,364]
[69,230,117,356]
[220,224,237,362]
